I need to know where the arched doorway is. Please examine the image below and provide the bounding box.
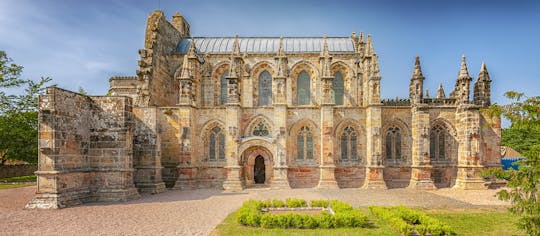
[254,155,265,184]
[239,144,273,187]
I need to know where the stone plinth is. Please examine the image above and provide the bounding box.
[362,166,387,189]
[317,165,339,189]
[223,165,244,190]
[408,165,436,190]
[271,166,291,189]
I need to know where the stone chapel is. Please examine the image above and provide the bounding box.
[26,10,501,209]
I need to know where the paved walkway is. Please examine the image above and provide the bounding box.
[0,186,508,236]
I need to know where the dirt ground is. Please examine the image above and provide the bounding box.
[0,186,508,236]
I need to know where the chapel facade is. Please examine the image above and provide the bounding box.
[27,11,501,209]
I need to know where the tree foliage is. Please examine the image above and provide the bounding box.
[484,91,540,235]
[0,51,52,165]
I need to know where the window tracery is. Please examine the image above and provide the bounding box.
[340,126,357,161]
[258,70,272,106]
[385,127,401,160]
[297,70,310,105]
[333,72,344,105]
[297,126,313,160]
[208,126,225,161]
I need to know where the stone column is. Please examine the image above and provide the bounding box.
[271,77,290,189]
[408,105,436,190]
[173,107,198,189]
[362,104,387,189]
[133,107,167,193]
[318,76,339,189]
[454,105,487,189]
[222,73,244,190]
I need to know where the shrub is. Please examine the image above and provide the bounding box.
[310,200,329,207]
[370,206,454,236]
[271,199,285,207]
[316,213,336,228]
[238,199,368,229]
[330,200,353,212]
[285,198,307,208]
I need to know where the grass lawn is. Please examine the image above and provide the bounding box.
[0,175,36,182]
[0,183,35,189]
[426,208,524,236]
[211,207,523,236]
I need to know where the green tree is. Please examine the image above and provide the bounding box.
[484,91,540,235]
[0,51,52,165]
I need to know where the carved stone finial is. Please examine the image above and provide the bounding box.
[321,33,329,57]
[412,55,424,79]
[187,38,197,58]
[180,54,190,79]
[366,34,374,55]
[458,54,470,79]
[437,83,446,99]
[232,34,240,56]
[425,89,430,98]
[277,36,285,56]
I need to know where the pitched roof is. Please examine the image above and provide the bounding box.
[176,37,356,54]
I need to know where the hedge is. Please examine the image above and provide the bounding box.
[237,199,369,229]
[370,206,454,236]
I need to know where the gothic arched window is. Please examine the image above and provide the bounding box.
[340,126,357,160]
[220,71,229,105]
[258,70,272,106]
[209,126,225,161]
[252,122,269,136]
[385,127,401,160]
[430,125,447,161]
[297,70,310,105]
[333,72,344,105]
[297,126,313,160]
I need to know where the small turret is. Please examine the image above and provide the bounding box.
[425,89,430,98]
[450,55,473,103]
[409,56,425,104]
[436,83,446,99]
[473,62,492,107]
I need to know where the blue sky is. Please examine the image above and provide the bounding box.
[1,0,539,112]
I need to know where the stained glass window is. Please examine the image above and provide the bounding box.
[297,71,310,105]
[333,72,344,105]
[297,126,313,160]
[220,71,229,105]
[252,122,269,136]
[430,125,447,161]
[341,126,357,161]
[386,127,401,160]
[258,70,272,106]
[209,126,225,161]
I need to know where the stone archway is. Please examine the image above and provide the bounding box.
[241,146,273,187]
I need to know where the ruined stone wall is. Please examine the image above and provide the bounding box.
[479,109,501,167]
[109,76,138,100]
[27,87,139,209]
[140,11,182,107]
[132,107,166,193]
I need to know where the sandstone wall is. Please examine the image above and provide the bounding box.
[142,11,182,107]
[26,87,139,209]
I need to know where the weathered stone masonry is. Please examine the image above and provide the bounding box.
[27,10,502,209]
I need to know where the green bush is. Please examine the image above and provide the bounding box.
[330,200,354,212]
[370,206,413,235]
[310,200,329,207]
[238,199,368,229]
[316,213,336,228]
[285,198,307,208]
[370,206,454,236]
[271,199,285,207]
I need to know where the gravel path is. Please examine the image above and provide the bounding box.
[1,186,508,236]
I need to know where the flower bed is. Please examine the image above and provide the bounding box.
[369,206,454,236]
[237,198,369,229]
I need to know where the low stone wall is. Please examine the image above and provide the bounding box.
[0,164,37,178]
